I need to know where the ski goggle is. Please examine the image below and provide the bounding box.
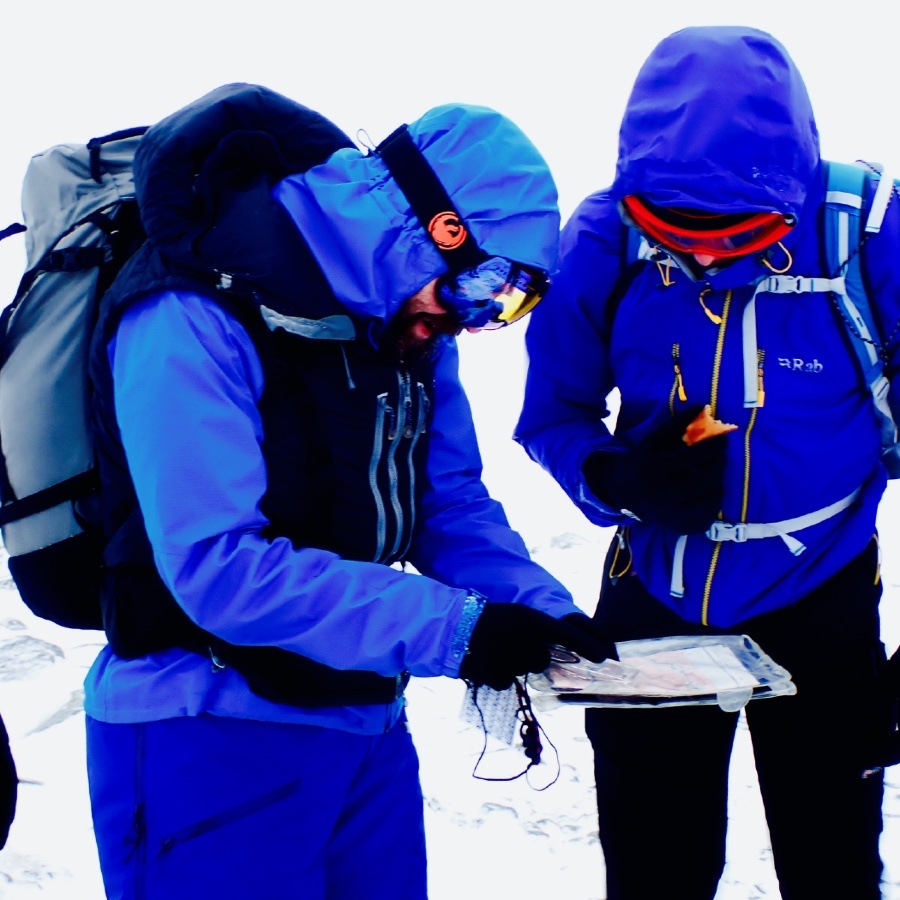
[621,195,795,261]
[437,257,550,330]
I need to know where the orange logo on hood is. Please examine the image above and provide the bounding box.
[428,212,467,250]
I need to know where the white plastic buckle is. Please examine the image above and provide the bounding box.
[706,521,748,543]
[781,276,810,294]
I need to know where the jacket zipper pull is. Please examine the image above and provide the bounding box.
[757,348,766,407]
[672,343,687,402]
[698,288,723,325]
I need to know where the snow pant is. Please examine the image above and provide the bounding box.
[86,713,427,900]
[586,537,887,900]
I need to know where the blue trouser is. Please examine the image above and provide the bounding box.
[86,713,427,899]
[586,538,887,900]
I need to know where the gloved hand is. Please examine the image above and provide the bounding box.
[582,405,728,534]
[459,604,617,691]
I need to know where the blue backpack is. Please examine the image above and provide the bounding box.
[617,160,900,477]
[820,160,899,476]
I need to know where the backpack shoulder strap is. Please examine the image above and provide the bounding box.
[600,225,660,341]
[823,159,900,475]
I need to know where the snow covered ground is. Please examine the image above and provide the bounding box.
[0,485,896,898]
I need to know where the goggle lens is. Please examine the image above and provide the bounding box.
[621,196,794,260]
[438,257,550,329]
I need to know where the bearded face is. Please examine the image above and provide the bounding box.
[375,278,461,364]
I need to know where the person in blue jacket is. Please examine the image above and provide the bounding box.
[515,26,899,900]
[83,84,615,900]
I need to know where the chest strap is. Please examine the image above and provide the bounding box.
[669,488,860,598]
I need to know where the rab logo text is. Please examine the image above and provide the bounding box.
[428,212,468,250]
[778,357,824,373]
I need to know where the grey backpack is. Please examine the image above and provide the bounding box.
[0,127,147,628]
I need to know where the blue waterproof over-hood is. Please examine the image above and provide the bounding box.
[612,26,820,222]
[275,104,561,322]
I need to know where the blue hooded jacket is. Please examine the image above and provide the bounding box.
[515,27,900,627]
[85,85,574,732]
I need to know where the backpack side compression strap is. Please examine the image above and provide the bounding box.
[0,223,25,242]
[0,469,98,527]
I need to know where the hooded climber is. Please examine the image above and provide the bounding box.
[82,83,614,899]
[516,26,900,900]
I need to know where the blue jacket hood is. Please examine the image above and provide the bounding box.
[275,104,561,322]
[612,26,820,223]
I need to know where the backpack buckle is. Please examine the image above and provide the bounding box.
[706,521,748,543]
[761,275,813,294]
[777,276,811,293]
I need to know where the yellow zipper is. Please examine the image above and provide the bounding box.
[700,542,723,626]
[707,291,731,419]
[699,290,732,625]
[874,533,881,586]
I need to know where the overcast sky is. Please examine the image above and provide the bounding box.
[2,0,899,538]
[2,1,898,231]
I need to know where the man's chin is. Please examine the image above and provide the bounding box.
[395,335,448,365]
[376,321,448,364]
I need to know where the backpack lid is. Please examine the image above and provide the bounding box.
[21,132,142,267]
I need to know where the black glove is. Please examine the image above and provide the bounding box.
[583,405,728,534]
[459,604,618,691]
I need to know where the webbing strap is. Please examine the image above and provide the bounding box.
[757,275,844,295]
[669,489,860,598]
[0,469,98,527]
[0,222,26,243]
[87,126,148,183]
[866,167,893,233]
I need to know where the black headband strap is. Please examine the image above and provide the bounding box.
[375,125,486,273]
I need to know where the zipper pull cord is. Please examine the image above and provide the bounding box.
[698,288,723,325]
[756,348,766,407]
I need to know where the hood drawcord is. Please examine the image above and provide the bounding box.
[654,253,675,286]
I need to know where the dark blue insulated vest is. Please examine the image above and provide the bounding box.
[88,84,435,707]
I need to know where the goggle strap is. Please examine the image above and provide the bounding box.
[375,125,487,273]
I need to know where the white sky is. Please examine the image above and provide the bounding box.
[3,0,899,552]
[1,0,898,234]
[1,0,898,534]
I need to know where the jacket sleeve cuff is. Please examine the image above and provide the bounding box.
[446,591,487,676]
